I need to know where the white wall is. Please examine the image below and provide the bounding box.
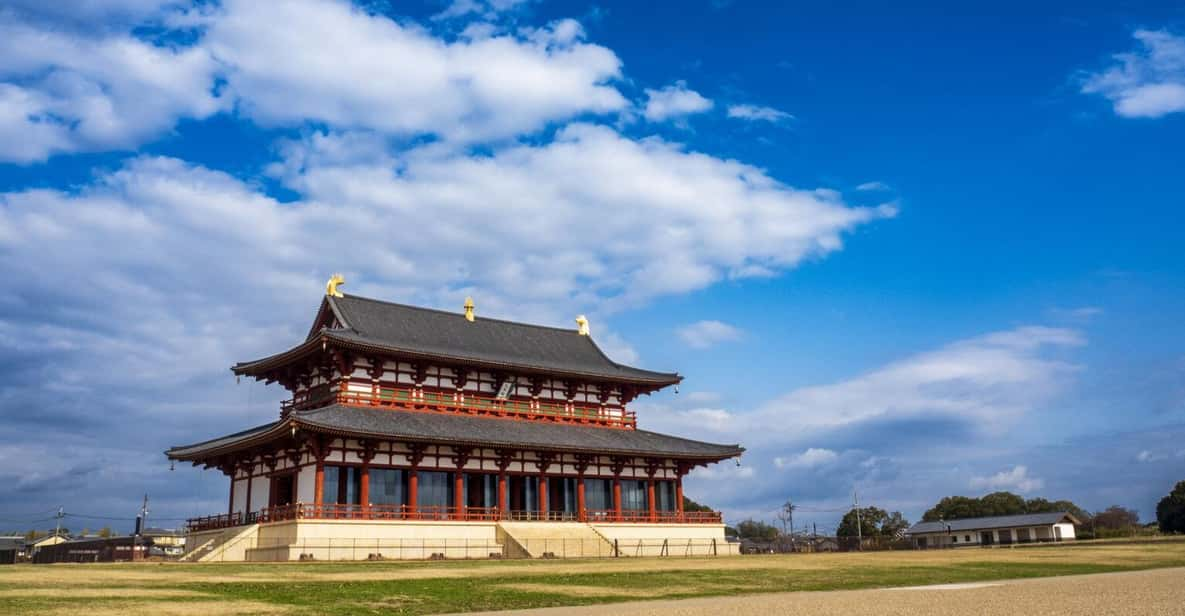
[297,465,316,504]
[231,479,248,517]
[249,475,269,512]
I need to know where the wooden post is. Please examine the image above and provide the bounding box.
[676,475,684,519]
[498,473,508,518]
[359,464,370,517]
[454,472,465,520]
[409,469,419,515]
[228,474,235,517]
[577,476,586,522]
[539,475,548,518]
[314,462,325,507]
[647,479,656,522]
[613,477,622,522]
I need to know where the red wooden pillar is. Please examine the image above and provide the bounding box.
[314,462,325,508]
[647,479,656,522]
[576,476,587,522]
[676,475,685,520]
[498,473,508,518]
[613,477,622,522]
[359,464,370,518]
[454,472,465,520]
[408,469,419,516]
[539,475,549,518]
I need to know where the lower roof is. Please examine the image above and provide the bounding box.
[907,512,1080,534]
[167,405,744,461]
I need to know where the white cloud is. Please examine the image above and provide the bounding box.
[969,465,1045,493]
[434,0,532,21]
[0,16,223,163]
[0,121,888,413]
[726,103,793,123]
[677,320,744,349]
[3,0,184,24]
[748,326,1083,438]
[1082,29,1185,118]
[643,81,713,122]
[774,448,838,469]
[205,0,625,142]
[1136,450,1165,463]
[856,181,890,192]
[271,123,891,309]
[0,0,631,160]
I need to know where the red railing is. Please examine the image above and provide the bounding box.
[187,506,721,532]
[283,385,637,429]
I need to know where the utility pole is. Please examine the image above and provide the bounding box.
[134,494,149,560]
[854,491,863,551]
[54,506,64,538]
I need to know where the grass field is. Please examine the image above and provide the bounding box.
[2,539,1184,615]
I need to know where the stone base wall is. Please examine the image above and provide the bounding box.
[246,519,501,561]
[186,519,738,561]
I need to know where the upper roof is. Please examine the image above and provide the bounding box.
[167,404,743,461]
[907,512,1081,534]
[234,294,680,386]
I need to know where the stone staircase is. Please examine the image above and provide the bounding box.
[496,522,617,558]
[180,524,259,562]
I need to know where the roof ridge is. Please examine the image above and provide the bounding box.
[339,293,583,335]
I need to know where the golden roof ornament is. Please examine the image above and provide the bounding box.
[464,296,475,322]
[326,273,345,298]
[575,315,590,336]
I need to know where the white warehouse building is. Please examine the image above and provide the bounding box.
[907,512,1080,549]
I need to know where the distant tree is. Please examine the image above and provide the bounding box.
[838,507,886,538]
[882,511,911,539]
[923,492,1088,524]
[1157,480,1185,534]
[98,526,114,538]
[1093,506,1139,531]
[682,496,713,513]
[1033,499,1091,523]
[979,492,1027,516]
[735,519,780,541]
[922,496,983,522]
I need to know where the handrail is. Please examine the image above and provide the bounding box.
[187,506,722,531]
[283,384,637,428]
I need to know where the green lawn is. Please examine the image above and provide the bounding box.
[2,539,1184,615]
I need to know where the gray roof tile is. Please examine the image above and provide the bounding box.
[235,294,680,385]
[907,512,1080,534]
[167,405,743,461]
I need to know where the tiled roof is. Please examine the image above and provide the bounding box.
[233,294,680,386]
[907,512,1080,534]
[166,405,743,461]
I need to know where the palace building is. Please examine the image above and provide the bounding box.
[168,279,743,561]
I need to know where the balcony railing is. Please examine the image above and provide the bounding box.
[282,384,637,428]
[186,505,722,532]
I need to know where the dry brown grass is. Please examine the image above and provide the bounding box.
[2,541,1183,589]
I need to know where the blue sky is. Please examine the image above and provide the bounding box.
[0,0,1183,534]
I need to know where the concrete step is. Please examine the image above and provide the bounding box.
[496,522,616,558]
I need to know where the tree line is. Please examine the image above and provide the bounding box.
[723,478,1185,544]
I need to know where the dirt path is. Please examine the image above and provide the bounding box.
[460,567,1185,615]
